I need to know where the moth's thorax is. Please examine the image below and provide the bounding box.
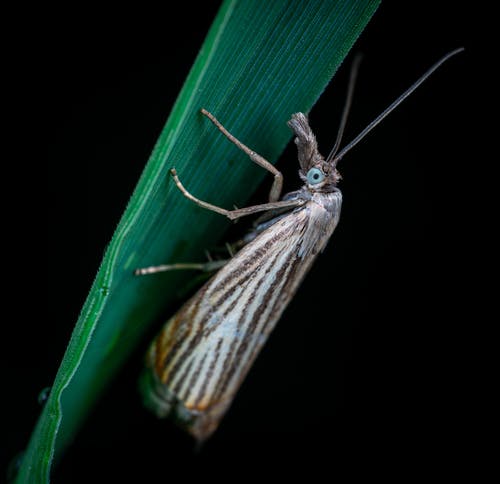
[296,188,342,257]
[309,187,342,209]
[295,184,342,212]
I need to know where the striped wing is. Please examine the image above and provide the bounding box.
[144,193,341,440]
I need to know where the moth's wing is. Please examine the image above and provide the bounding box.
[141,194,341,441]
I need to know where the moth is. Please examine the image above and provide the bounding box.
[136,48,463,442]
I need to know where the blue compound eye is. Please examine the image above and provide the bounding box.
[306,167,325,185]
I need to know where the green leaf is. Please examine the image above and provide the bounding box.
[18,0,380,481]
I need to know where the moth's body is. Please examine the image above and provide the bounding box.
[137,49,463,442]
[143,184,342,441]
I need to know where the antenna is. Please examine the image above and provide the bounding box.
[325,53,363,163]
[330,47,464,168]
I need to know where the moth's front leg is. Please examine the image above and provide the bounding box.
[200,109,283,203]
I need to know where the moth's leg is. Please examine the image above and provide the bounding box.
[136,238,239,277]
[170,169,303,221]
[201,108,283,202]
[225,242,236,258]
[135,259,228,276]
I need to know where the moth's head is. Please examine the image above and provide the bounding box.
[287,50,465,195]
[287,112,341,191]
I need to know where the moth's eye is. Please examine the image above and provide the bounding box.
[306,167,325,185]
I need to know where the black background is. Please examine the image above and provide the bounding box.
[4,1,477,482]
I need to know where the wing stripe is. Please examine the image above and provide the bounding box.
[210,239,298,402]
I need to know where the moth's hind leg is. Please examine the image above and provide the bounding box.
[135,257,229,276]
[135,231,242,277]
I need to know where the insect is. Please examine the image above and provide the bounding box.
[136,48,463,442]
